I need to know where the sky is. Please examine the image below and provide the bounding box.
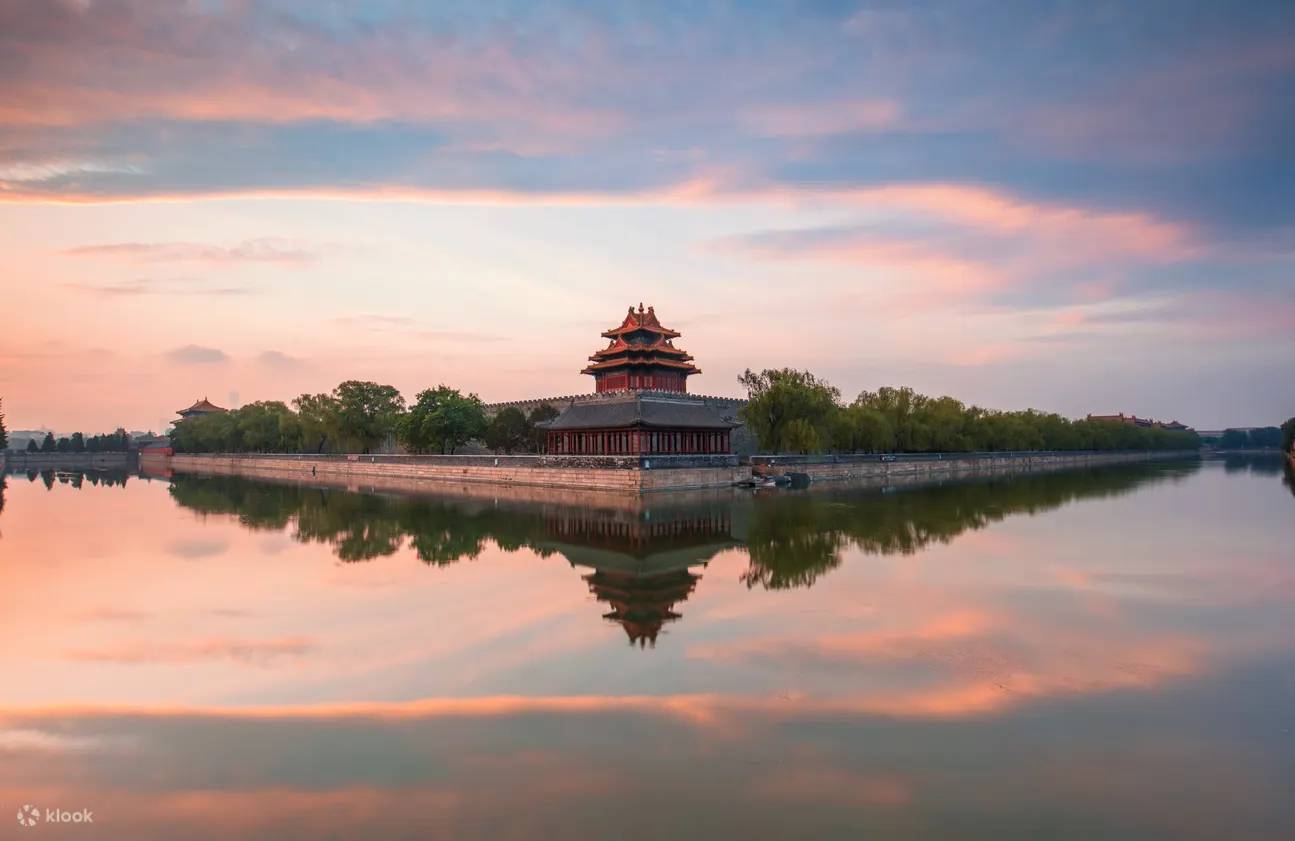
[1,0,1292,433]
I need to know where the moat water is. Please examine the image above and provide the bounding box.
[1,455,1293,840]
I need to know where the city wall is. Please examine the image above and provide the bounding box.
[165,449,1197,493]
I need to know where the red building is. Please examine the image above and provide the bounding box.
[541,304,739,455]
[582,304,700,393]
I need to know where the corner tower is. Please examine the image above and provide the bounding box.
[582,303,701,393]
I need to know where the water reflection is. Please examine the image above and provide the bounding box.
[4,457,1295,840]
[147,462,1202,646]
[166,461,1198,585]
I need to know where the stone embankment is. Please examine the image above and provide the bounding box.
[169,453,745,492]
[165,449,1198,493]
[751,449,1198,486]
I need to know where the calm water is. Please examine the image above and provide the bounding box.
[2,456,1293,840]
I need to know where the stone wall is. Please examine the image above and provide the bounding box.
[169,452,745,492]
[751,450,1198,484]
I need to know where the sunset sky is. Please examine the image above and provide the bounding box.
[2,0,1292,433]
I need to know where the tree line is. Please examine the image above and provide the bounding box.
[170,380,560,455]
[1211,426,1287,450]
[24,430,132,453]
[738,368,1202,454]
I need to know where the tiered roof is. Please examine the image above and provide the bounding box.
[583,567,702,648]
[177,397,227,417]
[541,392,739,431]
[581,303,701,379]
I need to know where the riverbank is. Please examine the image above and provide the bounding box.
[165,449,1198,493]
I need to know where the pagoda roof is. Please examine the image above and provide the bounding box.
[538,393,740,431]
[601,304,681,339]
[589,335,694,361]
[177,397,227,415]
[581,356,701,374]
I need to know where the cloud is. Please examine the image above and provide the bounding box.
[65,636,315,666]
[255,350,304,370]
[0,0,1285,240]
[62,238,319,265]
[741,99,901,137]
[164,345,228,365]
[63,278,251,297]
[0,728,128,754]
[332,314,502,343]
[164,538,229,559]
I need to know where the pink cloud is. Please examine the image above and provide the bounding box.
[65,636,316,666]
[63,239,319,265]
[0,0,622,144]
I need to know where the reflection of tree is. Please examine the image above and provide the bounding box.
[0,474,6,519]
[1223,452,1284,477]
[166,462,1200,598]
[739,462,1200,589]
[18,468,130,489]
[167,476,558,565]
[741,498,847,589]
[1283,461,1295,499]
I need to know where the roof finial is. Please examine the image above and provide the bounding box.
[638,301,644,313]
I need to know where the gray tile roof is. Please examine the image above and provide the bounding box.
[539,394,742,430]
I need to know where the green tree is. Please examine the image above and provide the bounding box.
[528,404,560,452]
[1219,429,1250,449]
[738,368,841,453]
[332,380,405,453]
[26,439,37,452]
[398,385,487,454]
[293,393,342,453]
[1282,417,1295,454]
[70,431,86,452]
[484,407,531,454]
[234,401,300,452]
[40,432,56,452]
[0,397,7,450]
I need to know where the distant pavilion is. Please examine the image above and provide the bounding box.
[176,397,227,419]
[540,304,740,456]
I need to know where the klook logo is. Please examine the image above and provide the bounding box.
[15,805,94,828]
[16,804,39,828]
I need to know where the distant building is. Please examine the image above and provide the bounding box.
[1086,413,1193,431]
[176,397,227,420]
[537,304,741,455]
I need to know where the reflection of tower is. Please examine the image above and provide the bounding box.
[537,498,737,648]
[584,565,702,648]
